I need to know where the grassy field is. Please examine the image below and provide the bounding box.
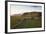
[10,12,42,29]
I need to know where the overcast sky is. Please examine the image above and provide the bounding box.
[10,4,42,16]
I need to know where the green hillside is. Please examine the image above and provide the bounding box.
[10,12,42,29]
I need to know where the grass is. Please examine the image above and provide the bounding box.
[10,16,42,29]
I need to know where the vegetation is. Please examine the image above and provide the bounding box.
[10,12,42,29]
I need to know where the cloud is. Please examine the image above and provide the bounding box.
[10,4,42,16]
